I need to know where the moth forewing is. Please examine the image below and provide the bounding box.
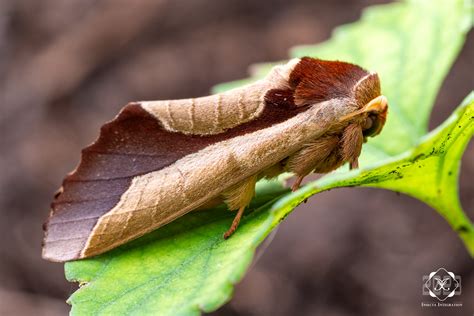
[42,57,386,262]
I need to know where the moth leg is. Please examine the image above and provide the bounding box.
[223,206,245,239]
[291,176,304,192]
[286,136,340,191]
[222,175,258,239]
[341,123,363,170]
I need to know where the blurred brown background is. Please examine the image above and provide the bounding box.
[0,0,472,315]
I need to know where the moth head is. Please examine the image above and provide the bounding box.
[358,94,388,138]
[352,72,388,138]
[286,57,388,138]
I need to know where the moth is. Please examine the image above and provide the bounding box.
[42,57,388,262]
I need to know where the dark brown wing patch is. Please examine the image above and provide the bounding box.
[264,89,296,109]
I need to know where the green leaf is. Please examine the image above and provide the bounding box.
[65,0,473,315]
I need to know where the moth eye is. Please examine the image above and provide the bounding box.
[362,116,373,130]
[363,114,380,137]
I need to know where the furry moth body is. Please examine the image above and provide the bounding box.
[42,57,388,262]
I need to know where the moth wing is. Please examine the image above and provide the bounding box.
[42,94,312,261]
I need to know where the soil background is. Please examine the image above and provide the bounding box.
[0,0,472,315]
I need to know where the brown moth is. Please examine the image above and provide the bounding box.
[42,57,388,262]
